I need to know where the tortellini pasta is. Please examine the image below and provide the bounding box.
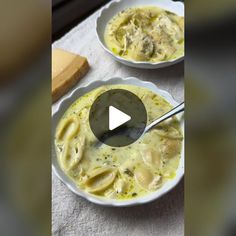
[134,166,154,190]
[55,85,183,200]
[85,167,117,193]
[140,148,162,170]
[56,115,80,142]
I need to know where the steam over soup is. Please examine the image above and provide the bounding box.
[104,6,184,62]
[55,85,183,200]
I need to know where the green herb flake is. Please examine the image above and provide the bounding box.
[124,169,134,177]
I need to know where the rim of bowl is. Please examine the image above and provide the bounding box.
[52,77,184,207]
[95,0,185,67]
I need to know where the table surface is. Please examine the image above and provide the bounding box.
[52,3,184,235]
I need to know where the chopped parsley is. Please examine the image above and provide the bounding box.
[124,169,134,177]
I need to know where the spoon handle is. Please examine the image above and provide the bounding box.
[145,102,184,133]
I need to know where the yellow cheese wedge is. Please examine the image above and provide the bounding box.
[52,49,89,103]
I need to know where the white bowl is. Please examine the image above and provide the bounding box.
[52,77,184,206]
[96,0,185,69]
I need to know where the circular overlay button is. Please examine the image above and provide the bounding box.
[89,89,147,147]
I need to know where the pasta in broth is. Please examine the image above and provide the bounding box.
[104,6,184,62]
[55,85,183,200]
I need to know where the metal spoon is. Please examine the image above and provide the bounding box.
[144,101,184,135]
[94,102,184,148]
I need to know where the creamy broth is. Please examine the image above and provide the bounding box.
[55,85,183,200]
[104,6,184,62]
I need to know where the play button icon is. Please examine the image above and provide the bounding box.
[89,89,147,147]
[109,106,131,131]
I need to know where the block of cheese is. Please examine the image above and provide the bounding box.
[52,48,89,102]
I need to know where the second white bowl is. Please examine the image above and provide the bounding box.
[96,0,185,69]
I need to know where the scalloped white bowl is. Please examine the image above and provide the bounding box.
[96,0,185,69]
[52,77,184,206]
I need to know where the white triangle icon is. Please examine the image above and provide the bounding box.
[109,106,131,131]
